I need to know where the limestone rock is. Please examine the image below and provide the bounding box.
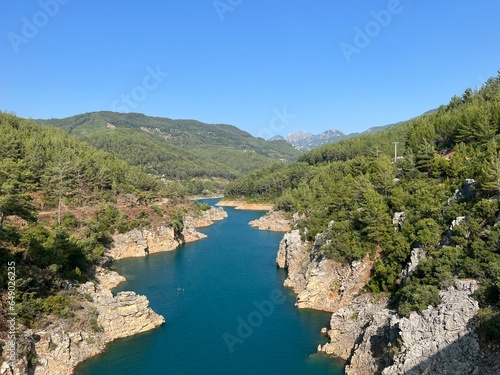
[401,248,426,285]
[322,280,484,375]
[249,210,291,232]
[95,291,165,339]
[276,230,374,312]
[3,269,164,375]
[382,280,480,375]
[108,216,210,260]
[319,294,390,361]
[276,230,309,292]
[188,206,228,228]
[392,212,405,229]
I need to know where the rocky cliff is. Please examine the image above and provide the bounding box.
[318,280,492,375]
[108,207,227,260]
[277,226,499,374]
[276,230,374,313]
[2,268,164,375]
[249,210,291,232]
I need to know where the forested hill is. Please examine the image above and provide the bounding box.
[36,112,301,179]
[225,71,500,339]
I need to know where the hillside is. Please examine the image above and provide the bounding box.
[36,112,301,180]
[225,71,500,352]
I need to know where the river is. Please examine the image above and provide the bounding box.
[76,200,344,375]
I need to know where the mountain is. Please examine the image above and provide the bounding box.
[36,112,302,180]
[279,118,428,151]
[282,129,346,151]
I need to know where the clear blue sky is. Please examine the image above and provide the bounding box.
[1,0,499,138]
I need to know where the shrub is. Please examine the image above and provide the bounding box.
[42,295,72,318]
[478,308,500,342]
[397,284,441,317]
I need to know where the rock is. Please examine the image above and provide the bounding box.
[450,216,467,230]
[319,294,390,361]
[447,179,476,205]
[95,291,164,339]
[276,230,374,312]
[116,194,141,207]
[401,248,426,285]
[6,269,166,375]
[188,207,228,228]
[94,267,126,290]
[381,280,480,375]
[392,212,405,229]
[109,217,209,260]
[276,230,309,292]
[323,280,483,375]
[249,210,291,232]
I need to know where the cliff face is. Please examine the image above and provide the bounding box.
[318,280,496,375]
[277,227,497,374]
[108,207,227,260]
[4,268,164,375]
[276,230,373,313]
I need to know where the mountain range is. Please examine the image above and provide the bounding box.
[271,123,402,151]
[36,112,301,180]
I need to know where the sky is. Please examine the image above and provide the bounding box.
[1,0,500,138]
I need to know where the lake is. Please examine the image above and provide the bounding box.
[76,200,344,375]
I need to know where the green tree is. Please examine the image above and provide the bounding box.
[480,140,500,195]
[43,159,77,225]
[0,159,37,227]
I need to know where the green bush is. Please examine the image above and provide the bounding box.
[42,295,72,318]
[397,284,441,317]
[478,308,500,342]
[150,204,163,216]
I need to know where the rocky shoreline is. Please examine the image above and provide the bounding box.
[240,209,499,373]
[249,210,291,232]
[2,206,227,375]
[274,227,500,375]
[216,199,273,211]
[107,206,227,260]
[2,267,164,375]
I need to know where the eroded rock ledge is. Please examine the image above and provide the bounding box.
[4,268,164,375]
[277,227,500,374]
[276,230,373,313]
[318,280,486,375]
[108,207,227,260]
[249,210,291,232]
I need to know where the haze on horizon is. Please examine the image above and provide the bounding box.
[1,0,499,138]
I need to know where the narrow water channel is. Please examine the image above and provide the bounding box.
[76,200,344,375]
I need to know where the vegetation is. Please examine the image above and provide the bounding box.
[36,112,301,181]
[0,113,202,329]
[225,71,500,338]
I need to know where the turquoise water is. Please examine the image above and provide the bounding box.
[76,200,344,375]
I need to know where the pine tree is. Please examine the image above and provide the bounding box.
[480,140,500,195]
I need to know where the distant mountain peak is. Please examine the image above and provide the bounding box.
[268,135,285,141]
[283,129,346,151]
[285,131,314,143]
